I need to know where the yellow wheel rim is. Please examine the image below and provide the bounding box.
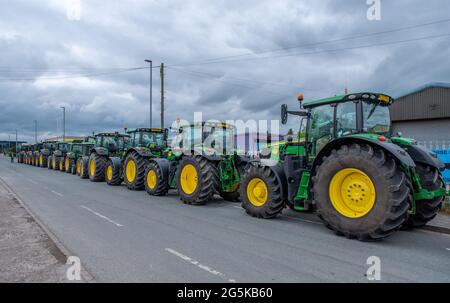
[246,178,268,206]
[81,163,84,175]
[329,168,376,218]
[59,161,62,171]
[76,160,80,175]
[106,165,113,181]
[52,158,55,168]
[126,160,136,183]
[90,159,95,176]
[147,169,157,189]
[180,164,198,195]
[65,159,69,171]
[39,155,43,166]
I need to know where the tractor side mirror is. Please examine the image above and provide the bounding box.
[281,104,288,125]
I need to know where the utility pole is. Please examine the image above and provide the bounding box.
[160,62,164,129]
[34,120,37,143]
[15,129,18,153]
[144,59,153,128]
[61,106,66,141]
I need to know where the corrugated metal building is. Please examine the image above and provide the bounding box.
[390,82,450,147]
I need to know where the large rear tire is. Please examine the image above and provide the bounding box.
[48,156,53,169]
[88,153,107,182]
[404,163,445,228]
[65,158,71,173]
[240,165,284,218]
[124,152,148,190]
[80,158,89,179]
[313,144,410,241]
[177,156,219,205]
[145,161,169,196]
[53,156,61,171]
[105,159,122,186]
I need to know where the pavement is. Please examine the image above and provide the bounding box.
[0,155,449,282]
[0,176,73,282]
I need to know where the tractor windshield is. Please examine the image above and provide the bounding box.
[72,144,82,153]
[142,132,165,147]
[362,101,390,135]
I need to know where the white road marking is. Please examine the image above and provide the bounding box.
[165,248,235,282]
[233,206,242,209]
[27,178,38,184]
[282,215,323,225]
[51,190,64,197]
[80,205,124,227]
[446,248,450,251]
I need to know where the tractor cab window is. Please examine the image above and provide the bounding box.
[336,101,358,137]
[103,136,117,149]
[204,126,235,154]
[362,101,390,135]
[142,132,165,147]
[72,145,82,153]
[308,104,334,156]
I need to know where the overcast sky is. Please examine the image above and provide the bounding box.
[1,0,450,142]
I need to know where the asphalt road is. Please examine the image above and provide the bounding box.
[1,156,449,282]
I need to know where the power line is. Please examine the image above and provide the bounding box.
[167,17,450,67]
[167,32,450,67]
[169,66,331,93]
[168,67,301,98]
[0,67,148,82]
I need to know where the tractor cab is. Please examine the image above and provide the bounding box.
[172,122,236,156]
[281,92,394,160]
[126,128,168,151]
[94,132,129,152]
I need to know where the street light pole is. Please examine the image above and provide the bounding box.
[61,107,65,141]
[15,129,17,153]
[144,59,153,128]
[34,120,37,143]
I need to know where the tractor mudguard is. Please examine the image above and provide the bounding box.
[126,147,153,158]
[109,157,122,171]
[93,147,109,156]
[400,144,445,170]
[312,137,416,173]
[40,149,50,156]
[253,160,288,199]
[149,158,171,181]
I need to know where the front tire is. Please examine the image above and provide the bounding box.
[240,165,284,218]
[145,161,169,196]
[313,144,410,241]
[105,160,122,186]
[177,156,219,205]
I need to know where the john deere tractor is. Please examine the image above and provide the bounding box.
[144,122,249,204]
[105,128,168,190]
[65,142,93,174]
[38,141,57,167]
[49,142,69,171]
[240,93,447,240]
[18,144,30,164]
[88,132,130,182]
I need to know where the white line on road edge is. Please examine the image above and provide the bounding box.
[165,248,236,283]
[51,190,64,197]
[446,248,450,251]
[27,178,38,184]
[80,205,124,227]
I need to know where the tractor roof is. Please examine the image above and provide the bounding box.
[188,122,235,129]
[95,132,130,137]
[126,127,166,133]
[302,92,394,109]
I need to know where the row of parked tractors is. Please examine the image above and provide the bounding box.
[16,92,448,241]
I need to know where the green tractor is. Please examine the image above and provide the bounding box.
[49,142,69,171]
[105,128,168,190]
[88,132,130,182]
[65,142,94,174]
[38,140,57,168]
[144,122,249,204]
[240,93,447,240]
[17,144,30,164]
[32,144,43,166]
